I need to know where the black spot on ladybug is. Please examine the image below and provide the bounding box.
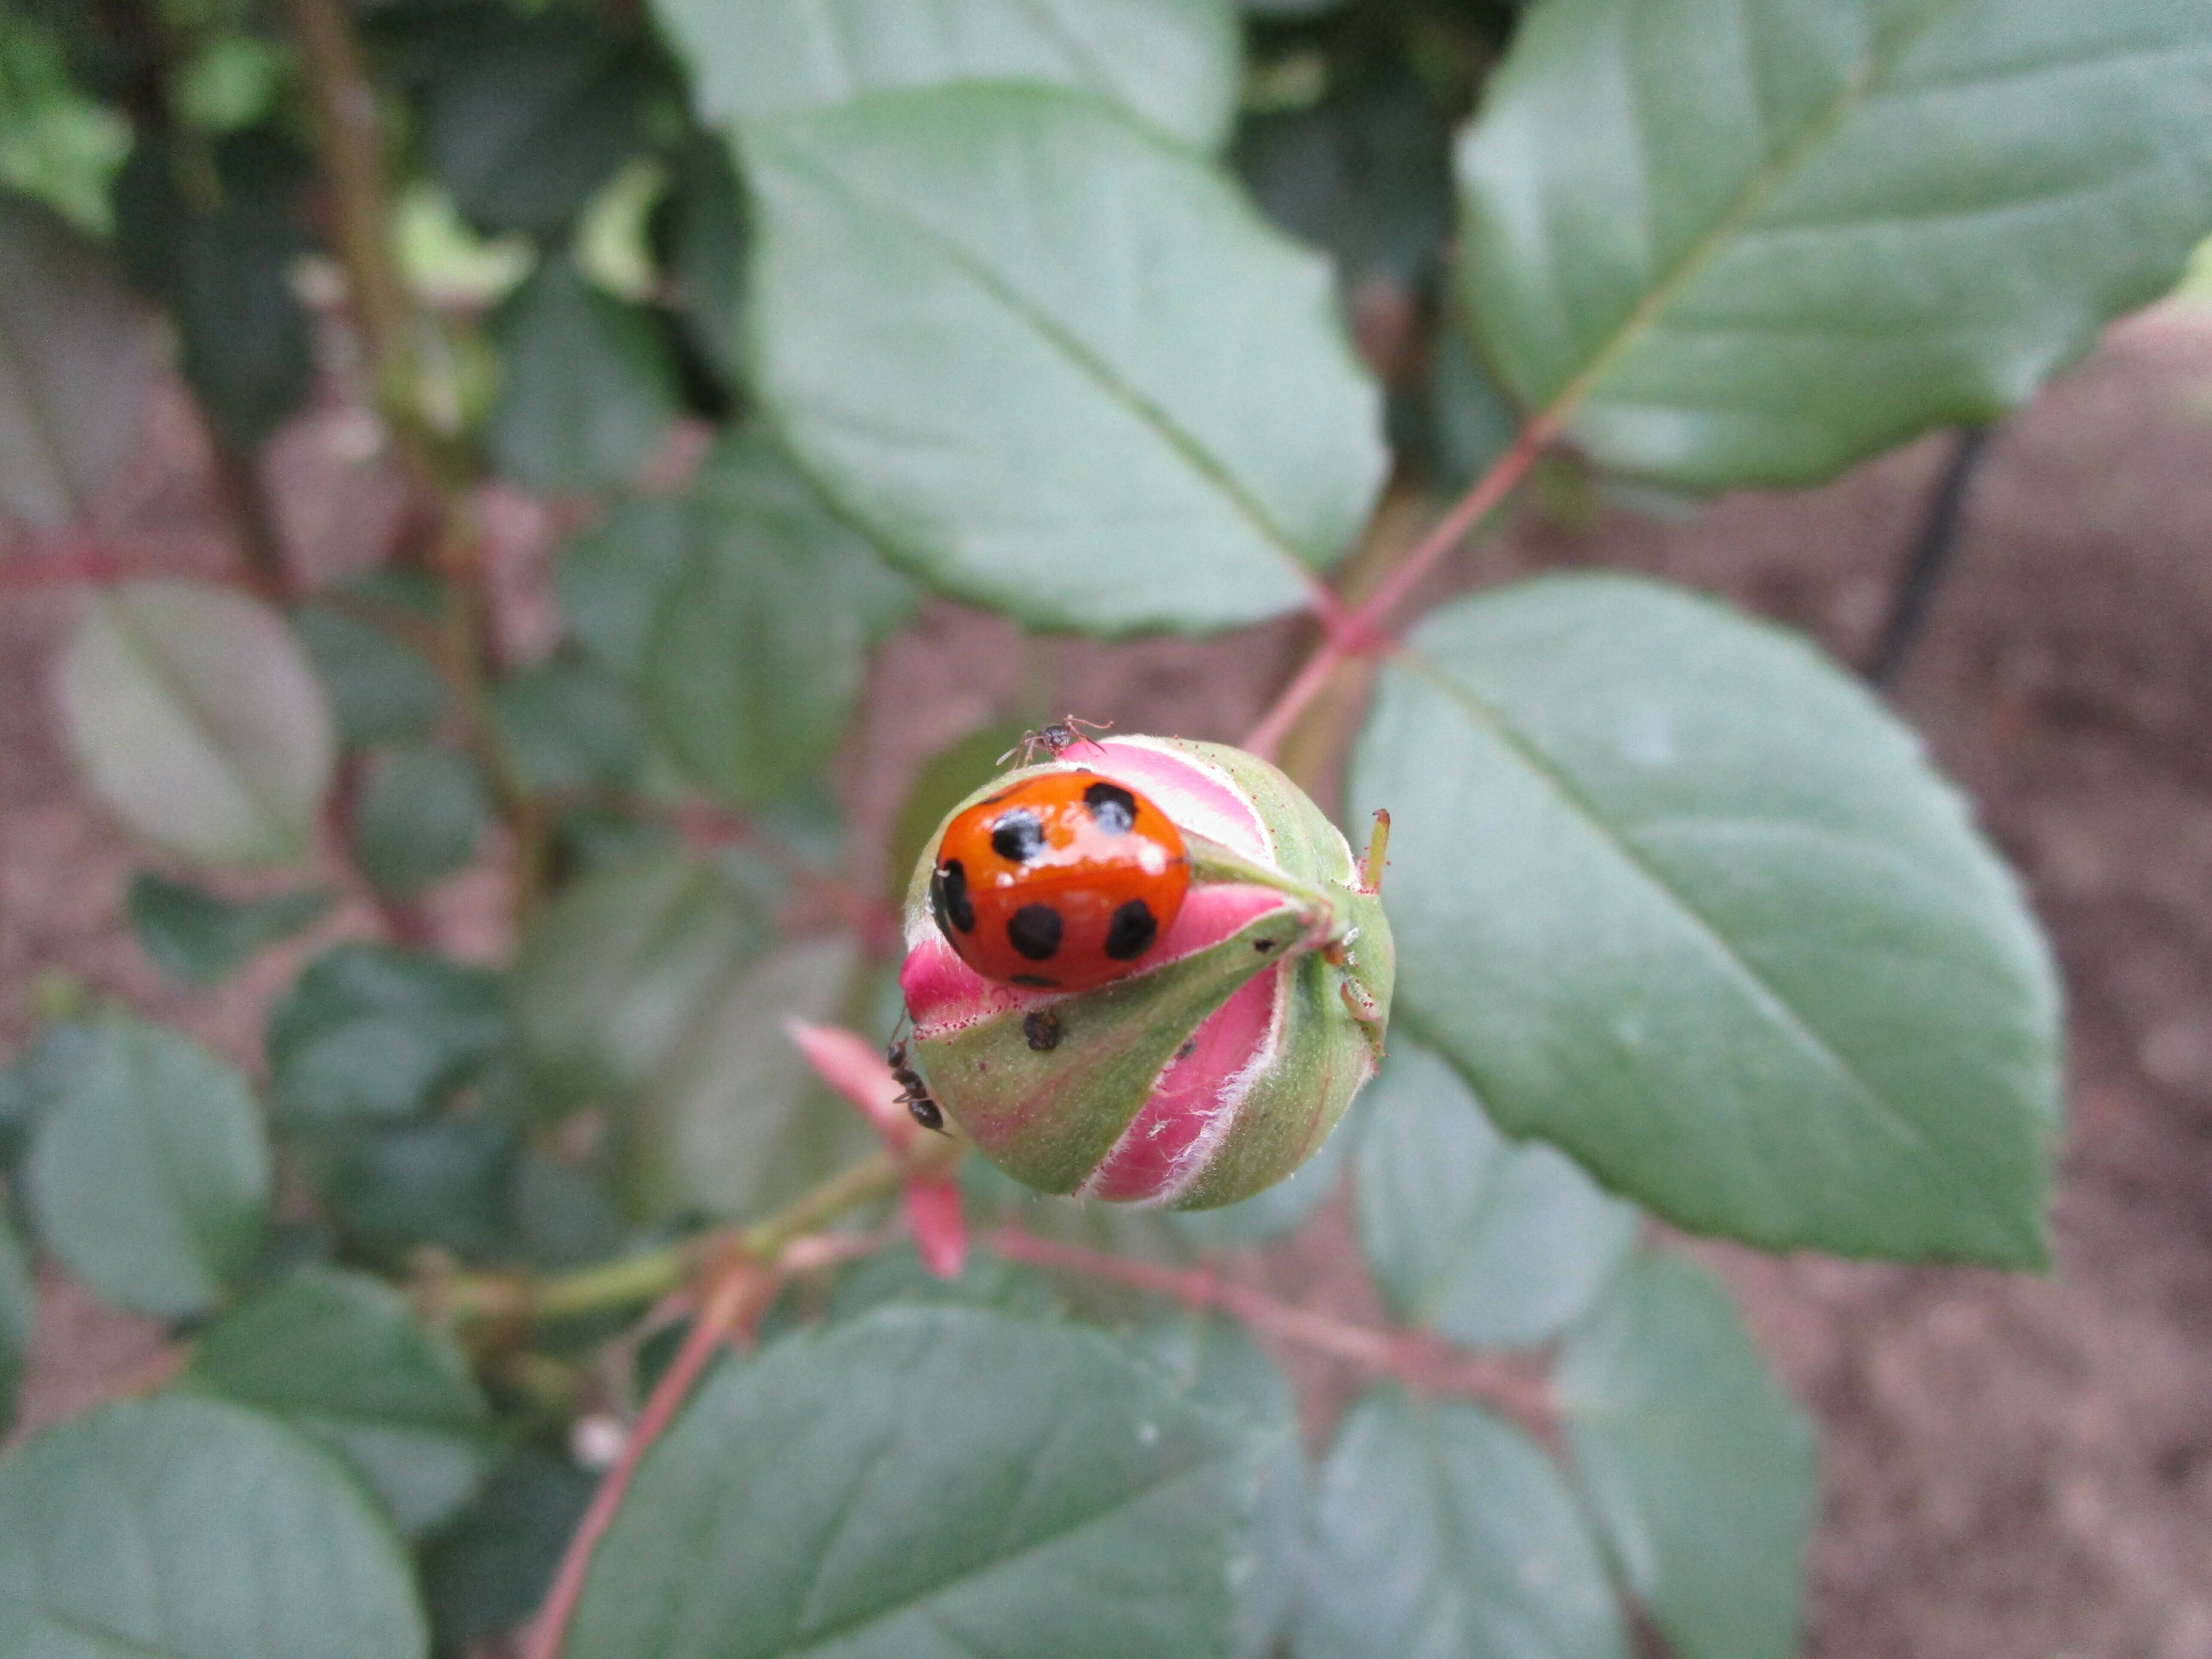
[1082,781,1137,833]
[1006,904,1063,961]
[931,860,975,935]
[1103,898,1157,960]
[1253,937,1276,952]
[1023,1010,1062,1051]
[1011,973,1057,989]
[990,809,1046,864]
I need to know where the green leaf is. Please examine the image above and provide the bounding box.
[1348,576,2061,1262]
[422,1446,596,1650]
[659,131,749,387]
[566,1307,1266,1659]
[647,430,916,806]
[128,872,330,987]
[1128,1314,1305,1659]
[826,1242,1067,1323]
[1455,0,2212,491]
[1356,1041,1638,1347]
[0,192,160,525]
[26,1014,268,1319]
[411,6,662,240]
[0,1395,428,1659]
[556,495,693,680]
[1298,1387,1625,1659]
[660,0,1242,151]
[350,744,493,896]
[0,1216,33,1432]
[114,133,314,447]
[0,1019,93,1170]
[324,1118,520,1261]
[744,84,1386,635]
[492,659,646,793]
[512,848,768,1102]
[188,1266,494,1536]
[486,255,679,494]
[630,932,877,1221]
[290,599,451,748]
[1558,1255,1817,1659]
[268,944,508,1126]
[58,580,337,868]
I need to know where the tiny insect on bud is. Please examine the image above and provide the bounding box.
[898,736,1393,1209]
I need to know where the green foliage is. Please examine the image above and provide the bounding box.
[564,1308,1272,1659]
[1559,1255,1819,1659]
[1300,1387,1625,1659]
[27,1013,269,1319]
[1356,1041,1638,1346]
[291,595,453,749]
[128,871,330,986]
[58,581,337,868]
[422,1446,596,1648]
[1455,0,2212,490]
[0,1397,428,1659]
[267,944,507,1126]
[187,1267,495,1535]
[0,194,158,524]
[1350,576,2061,1263]
[351,744,495,896]
[0,1217,32,1433]
[742,84,1387,635]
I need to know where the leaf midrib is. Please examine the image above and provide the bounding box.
[747,120,1323,592]
[1540,0,1967,421]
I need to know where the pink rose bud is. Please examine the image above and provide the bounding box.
[898,736,1392,1209]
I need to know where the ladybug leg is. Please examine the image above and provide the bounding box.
[1357,809,1391,895]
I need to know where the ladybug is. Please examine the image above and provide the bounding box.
[930,772,1188,992]
[998,715,1112,769]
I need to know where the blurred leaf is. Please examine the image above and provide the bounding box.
[422,1446,595,1650]
[1130,1313,1305,1659]
[826,1242,1066,1323]
[0,193,158,524]
[26,1013,269,1319]
[0,1018,92,1170]
[511,848,768,1102]
[492,658,645,794]
[325,1117,519,1261]
[0,16,132,234]
[58,580,337,867]
[659,130,748,387]
[566,1307,1265,1659]
[486,255,679,494]
[514,1149,628,1269]
[630,932,876,1221]
[128,870,330,986]
[1299,1386,1624,1659]
[1426,314,1521,489]
[0,1397,428,1659]
[1356,1041,1638,1348]
[408,5,663,240]
[188,1266,495,1536]
[647,429,916,807]
[1456,0,2212,490]
[0,1217,32,1433]
[1349,577,2061,1263]
[744,85,1386,635]
[1559,1255,1817,1659]
[113,131,315,447]
[351,744,493,896]
[659,0,1241,151]
[555,495,691,680]
[173,34,289,135]
[884,718,1033,902]
[290,600,451,747]
[268,944,507,1127]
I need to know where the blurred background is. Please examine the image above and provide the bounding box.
[4,2,2211,1655]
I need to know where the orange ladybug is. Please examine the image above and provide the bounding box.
[929,772,1189,991]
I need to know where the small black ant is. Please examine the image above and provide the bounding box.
[886,1036,946,1133]
[999,715,1113,768]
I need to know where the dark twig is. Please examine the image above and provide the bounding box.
[1868,425,1993,686]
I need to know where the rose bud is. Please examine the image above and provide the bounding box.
[897,735,1392,1209]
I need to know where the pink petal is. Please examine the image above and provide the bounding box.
[784,1018,912,1148]
[904,1177,968,1278]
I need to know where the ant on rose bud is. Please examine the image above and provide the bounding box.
[885,1035,945,1134]
[998,715,1113,768]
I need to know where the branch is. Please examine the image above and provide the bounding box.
[1243,411,1562,760]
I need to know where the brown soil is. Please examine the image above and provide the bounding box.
[7,308,2212,1658]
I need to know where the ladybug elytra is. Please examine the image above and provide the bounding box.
[929,772,1189,992]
